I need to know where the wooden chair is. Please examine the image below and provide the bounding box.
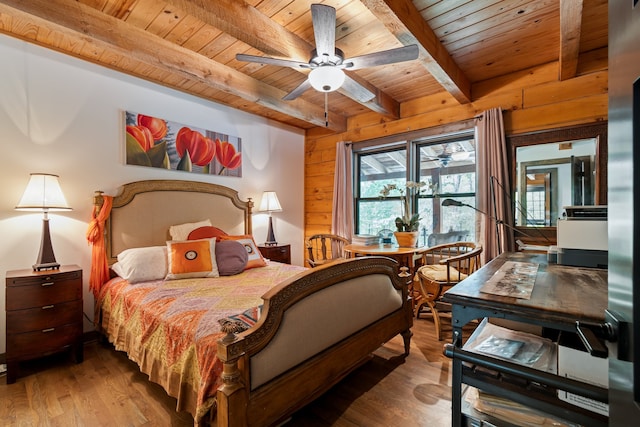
[306,234,350,267]
[413,242,483,340]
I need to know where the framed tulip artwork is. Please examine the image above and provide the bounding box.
[124,111,242,177]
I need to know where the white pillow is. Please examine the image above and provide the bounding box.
[113,246,168,283]
[169,219,212,241]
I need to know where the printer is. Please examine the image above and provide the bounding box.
[556,205,608,268]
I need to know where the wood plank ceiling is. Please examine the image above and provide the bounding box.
[0,0,608,133]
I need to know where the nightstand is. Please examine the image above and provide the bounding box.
[5,265,83,384]
[258,244,291,264]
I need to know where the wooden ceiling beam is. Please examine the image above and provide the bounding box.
[559,0,583,81]
[360,0,472,104]
[167,0,400,119]
[0,0,346,131]
[166,0,311,61]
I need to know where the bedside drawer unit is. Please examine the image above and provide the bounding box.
[258,244,291,264]
[5,265,84,384]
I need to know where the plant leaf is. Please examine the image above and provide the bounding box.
[147,141,168,168]
[125,134,151,166]
[177,149,193,171]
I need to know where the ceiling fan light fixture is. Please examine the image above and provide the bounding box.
[451,151,470,161]
[309,67,345,92]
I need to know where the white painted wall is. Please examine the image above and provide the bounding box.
[0,34,306,354]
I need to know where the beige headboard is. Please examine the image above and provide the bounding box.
[94,180,253,264]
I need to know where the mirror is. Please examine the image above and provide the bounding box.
[508,123,607,231]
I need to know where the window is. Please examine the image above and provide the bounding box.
[354,130,476,247]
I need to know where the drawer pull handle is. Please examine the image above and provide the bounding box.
[41,282,55,287]
[42,328,55,333]
[42,305,54,310]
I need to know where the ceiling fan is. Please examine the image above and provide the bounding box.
[236,3,419,102]
[423,143,474,167]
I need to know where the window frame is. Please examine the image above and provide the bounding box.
[352,126,477,246]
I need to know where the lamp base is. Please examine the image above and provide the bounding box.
[33,262,61,271]
[264,215,278,247]
[33,217,60,271]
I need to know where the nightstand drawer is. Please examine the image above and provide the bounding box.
[6,300,83,334]
[258,244,291,264]
[6,275,82,310]
[7,269,81,286]
[7,322,82,360]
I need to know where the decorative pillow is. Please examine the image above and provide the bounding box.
[112,246,167,283]
[215,240,249,276]
[165,238,220,280]
[188,225,228,241]
[219,235,267,269]
[417,264,467,282]
[218,305,262,333]
[169,219,212,241]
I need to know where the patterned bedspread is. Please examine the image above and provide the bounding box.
[97,261,306,422]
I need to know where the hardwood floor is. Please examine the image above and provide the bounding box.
[0,316,464,427]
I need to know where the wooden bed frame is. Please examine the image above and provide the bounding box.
[93,179,413,427]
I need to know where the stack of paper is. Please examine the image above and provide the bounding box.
[351,234,379,245]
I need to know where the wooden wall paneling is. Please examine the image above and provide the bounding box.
[508,94,608,134]
[523,71,608,108]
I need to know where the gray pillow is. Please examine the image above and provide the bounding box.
[215,240,249,276]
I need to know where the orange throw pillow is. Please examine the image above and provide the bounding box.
[166,238,220,280]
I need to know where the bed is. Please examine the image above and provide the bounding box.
[91,179,413,427]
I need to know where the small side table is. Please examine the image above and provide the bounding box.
[5,265,84,384]
[258,244,291,264]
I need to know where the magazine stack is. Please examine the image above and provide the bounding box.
[351,234,379,246]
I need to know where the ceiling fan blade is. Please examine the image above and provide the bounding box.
[282,79,312,101]
[341,75,375,103]
[343,45,419,70]
[311,4,336,59]
[236,53,309,69]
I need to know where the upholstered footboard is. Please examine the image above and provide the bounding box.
[215,256,413,427]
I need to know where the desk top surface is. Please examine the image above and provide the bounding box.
[443,252,607,322]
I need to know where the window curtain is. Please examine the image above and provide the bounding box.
[86,193,113,298]
[332,141,353,244]
[475,108,515,262]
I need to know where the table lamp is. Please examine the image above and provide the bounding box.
[259,191,282,246]
[15,173,72,271]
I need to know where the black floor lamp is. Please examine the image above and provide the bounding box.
[15,173,72,271]
[441,198,531,254]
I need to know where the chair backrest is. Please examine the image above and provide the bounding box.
[427,230,470,247]
[306,234,350,267]
[421,242,483,277]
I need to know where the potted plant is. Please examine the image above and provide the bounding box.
[379,181,427,247]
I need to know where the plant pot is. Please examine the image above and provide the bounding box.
[394,231,419,248]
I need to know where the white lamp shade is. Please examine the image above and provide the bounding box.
[259,191,282,213]
[308,67,345,93]
[16,173,71,211]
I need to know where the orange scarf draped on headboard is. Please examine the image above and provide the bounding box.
[86,193,113,297]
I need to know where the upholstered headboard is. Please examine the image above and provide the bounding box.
[94,180,253,264]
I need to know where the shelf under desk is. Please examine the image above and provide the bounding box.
[442,252,608,427]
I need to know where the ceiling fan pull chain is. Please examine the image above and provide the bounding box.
[324,92,329,127]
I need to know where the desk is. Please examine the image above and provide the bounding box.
[343,244,427,274]
[443,252,608,427]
